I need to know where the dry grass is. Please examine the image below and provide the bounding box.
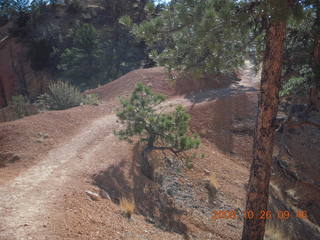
[207,174,219,202]
[209,174,219,190]
[265,225,290,240]
[120,198,135,219]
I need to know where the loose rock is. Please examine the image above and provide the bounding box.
[85,190,100,201]
[99,189,111,200]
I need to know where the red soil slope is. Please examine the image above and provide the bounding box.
[1,65,317,239]
[0,67,177,182]
[87,67,176,100]
[0,66,254,240]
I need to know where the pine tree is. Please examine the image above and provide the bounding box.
[130,0,251,76]
[129,1,306,239]
[309,0,320,110]
[241,0,294,239]
[115,83,200,177]
[58,24,103,89]
[280,0,320,109]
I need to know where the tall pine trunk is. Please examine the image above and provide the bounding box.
[241,5,288,240]
[310,1,320,110]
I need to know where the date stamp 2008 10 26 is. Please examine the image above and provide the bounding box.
[211,209,308,221]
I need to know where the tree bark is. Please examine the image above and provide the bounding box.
[310,1,320,110]
[241,6,288,240]
[141,146,154,179]
[0,76,8,107]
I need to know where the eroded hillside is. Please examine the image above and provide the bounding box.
[0,65,319,240]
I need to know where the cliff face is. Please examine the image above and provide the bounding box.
[0,30,49,108]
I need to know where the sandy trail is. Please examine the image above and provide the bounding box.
[0,62,259,240]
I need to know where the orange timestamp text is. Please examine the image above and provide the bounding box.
[211,209,308,220]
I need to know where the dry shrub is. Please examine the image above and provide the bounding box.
[120,198,135,219]
[209,174,219,190]
[265,224,290,240]
[207,174,219,203]
[48,81,82,110]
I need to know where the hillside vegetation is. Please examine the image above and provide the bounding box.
[0,0,159,107]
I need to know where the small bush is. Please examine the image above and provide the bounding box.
[186,152,197,169]
[82,93,100,106]
[186,158,194,169]
[48,81,82,110]
[119,198,135,219]
[9,95,30,118]
[115,83,200,178]
[115,83,200,153]
[35,82,100,111]
[35,93,52,111]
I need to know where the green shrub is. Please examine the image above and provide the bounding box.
[9,95,30,118]
[35,93,52,111]
[47,81,82,110]
[35,82,100,111]
[115,83,200,154]
[82,93,100,106]
[115,83,200,178]
[186,157,194,170]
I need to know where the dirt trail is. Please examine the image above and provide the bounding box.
[0,114,120,239]
[0,62,259,240]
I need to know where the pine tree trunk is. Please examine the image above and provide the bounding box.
[141,146,154,179]
[0,77,8,107]
[310,1,320,110]
[241,12,287,240]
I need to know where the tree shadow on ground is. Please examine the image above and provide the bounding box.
[175,72,241,96]
[188,90,256,156]
[186,85,256,105]
[93,144,189,237]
